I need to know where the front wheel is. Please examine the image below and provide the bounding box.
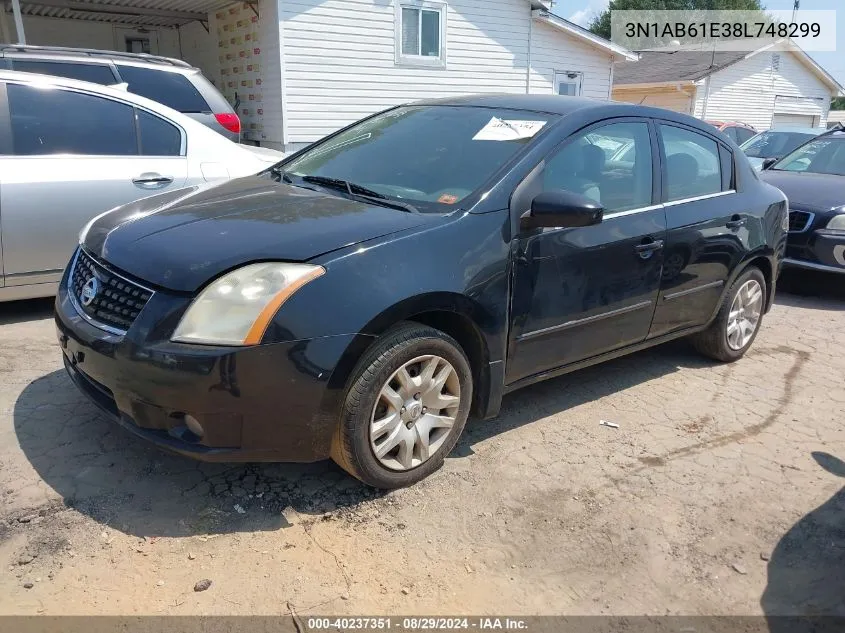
[691,267,767,362]
[331,323,473,488]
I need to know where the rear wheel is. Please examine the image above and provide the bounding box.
[691,267,766,362]
[331,323,472,488]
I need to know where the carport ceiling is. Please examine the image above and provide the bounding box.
[5,0,243,27]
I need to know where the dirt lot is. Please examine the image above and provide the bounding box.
[0,271,843,618]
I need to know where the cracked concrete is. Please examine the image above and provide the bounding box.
[0,271,843,616]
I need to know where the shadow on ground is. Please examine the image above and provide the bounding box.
[0,297,54,326]
[776,269,845,308]
[761,452,845,632]
[13,337,709,539]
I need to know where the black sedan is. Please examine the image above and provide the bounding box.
[760,129,845,275]
[55,95,788,488]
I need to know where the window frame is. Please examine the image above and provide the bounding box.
[656,121,735,205]
[510,116,662,232]
[0,80,187,158]
[7,57,120,85]
[554,71,583,97]
[395,0,447,68]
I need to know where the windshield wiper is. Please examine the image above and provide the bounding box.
[301,175,417,213]
[269,166,294,183]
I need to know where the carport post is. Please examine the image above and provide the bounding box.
[11,0,26,44]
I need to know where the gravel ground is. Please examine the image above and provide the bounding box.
[0,270,843,617]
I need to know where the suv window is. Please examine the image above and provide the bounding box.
[116,65,208,113]
[659,125,723,201]
[7,83,136,156]
[543,121,652,213]
[735,127,755,144]
[138,109,182,156]
[10,60,116,85]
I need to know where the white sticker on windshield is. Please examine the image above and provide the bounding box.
[473,117,547,141]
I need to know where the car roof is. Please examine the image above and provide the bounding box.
[414,94,617,116]
[0,69,208,131]
[408,94,730,138]
[0,44,194,70]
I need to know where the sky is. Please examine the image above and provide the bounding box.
[563,0,845,88]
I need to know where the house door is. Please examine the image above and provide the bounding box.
[555,71,583,97]
[772,113,818,128]
[114,27,159,55]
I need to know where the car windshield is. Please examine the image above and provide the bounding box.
[279,105,557,212]
[741,130,818,158]
[772,134,845,175]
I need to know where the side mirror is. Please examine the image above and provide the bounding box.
[522,190,603,230]
[762,157,778,170]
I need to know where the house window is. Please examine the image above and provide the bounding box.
[397,2,445,66]
[555,71,583,96]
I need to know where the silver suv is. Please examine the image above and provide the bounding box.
[0,44,240,142]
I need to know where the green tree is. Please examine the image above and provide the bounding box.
[832,97,845,110]
[589,0,764,41]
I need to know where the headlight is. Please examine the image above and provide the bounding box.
[826,214,845,231]
[171,263,325,345]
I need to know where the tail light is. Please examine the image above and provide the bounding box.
[214,113,241,135]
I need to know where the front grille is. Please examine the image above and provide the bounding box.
[69,249,153,333]
[788,210,813,233]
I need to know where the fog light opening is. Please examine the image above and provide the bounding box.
[184,414,205,439]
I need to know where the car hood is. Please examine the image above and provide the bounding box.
[759,170,845,212]
[83,176,430,293]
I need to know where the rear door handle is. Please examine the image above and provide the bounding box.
[635,238,664,258]
[726,215,746,230]
[133,173,174,188]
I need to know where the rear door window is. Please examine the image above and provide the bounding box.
[137,109,182,156]
[659,125,723,201]
[115,65,209,113]
[7,83,137,156]
[10,60,117,85]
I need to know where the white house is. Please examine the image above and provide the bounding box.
[2,0,636,152]
[612,44,844,131]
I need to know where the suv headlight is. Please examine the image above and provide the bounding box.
[171,263,325,345]
[826,214,845,231]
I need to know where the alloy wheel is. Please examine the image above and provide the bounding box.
[726,279,763,350]
[369,355,461,471]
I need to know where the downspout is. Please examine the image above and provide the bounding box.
[0,9,11,43]
[700,75,711,120]
[526,7,532,94]
[11,0,26,44]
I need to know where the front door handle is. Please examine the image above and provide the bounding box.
[133,173,173,188]
[635,238,664,259]
[726,215,747,230]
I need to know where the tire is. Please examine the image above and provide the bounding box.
[691,267,767,362]
[331,322,473,488]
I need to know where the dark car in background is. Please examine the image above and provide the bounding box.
[740,127,825,172]
[55,95,788,488]
[760,129,845,275]
[0,44,240,141]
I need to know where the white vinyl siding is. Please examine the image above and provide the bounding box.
[528,19,613,100]
[280,0,531,146]
[690,51,831,130]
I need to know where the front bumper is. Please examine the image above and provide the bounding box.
[785,225,845,275]
[55,267,362,463]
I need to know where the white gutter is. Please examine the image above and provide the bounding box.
[11,0,26,44]
[531,9,638,61]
